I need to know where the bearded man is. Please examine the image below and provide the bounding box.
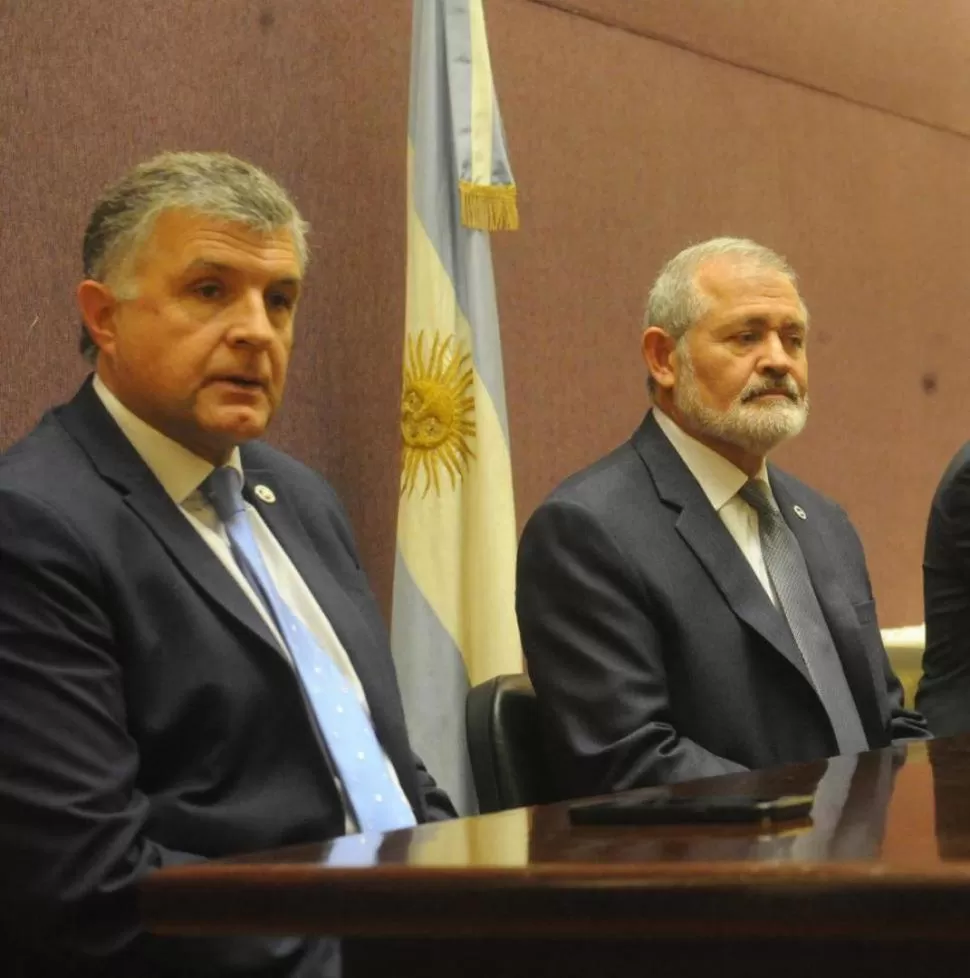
[516,238,927,798]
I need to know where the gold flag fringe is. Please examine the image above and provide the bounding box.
[459,181,519,231]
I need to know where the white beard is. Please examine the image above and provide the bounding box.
[673,349,809,456]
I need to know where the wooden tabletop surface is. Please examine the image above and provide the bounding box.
[140,735,970,940]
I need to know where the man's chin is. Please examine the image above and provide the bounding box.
[726,406,807,454]
[201,408,272,445]
[726,429,796,457]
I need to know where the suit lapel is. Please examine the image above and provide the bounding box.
[56,379,283,655]
[769,472,884,741]
[57,380,422,809]
[633,413,813,687]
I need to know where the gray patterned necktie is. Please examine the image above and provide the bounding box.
[739,479,868,754]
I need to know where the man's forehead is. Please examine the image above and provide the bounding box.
[693,257,805,319]
[142,208,302,275]
[694,257,796,298]
[181,257,301,283]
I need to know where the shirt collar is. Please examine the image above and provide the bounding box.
[652,406,767,512]
[92,373,243,505]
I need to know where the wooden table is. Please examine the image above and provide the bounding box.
[140,736,970,976]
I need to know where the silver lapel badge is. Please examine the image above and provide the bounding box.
[254,484,277,504]
[793,504,807,520]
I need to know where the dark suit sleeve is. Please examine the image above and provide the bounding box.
[410,755,457,821]
[919,455,970,735]
[0,490,320,975]
[884,658,930,742]
[517,498,748,799]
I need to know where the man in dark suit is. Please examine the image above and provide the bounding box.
[917,446,970,734]
[517,237,926,801]
[0,152,454,977]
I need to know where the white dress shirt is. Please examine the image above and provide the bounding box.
[92,374,409,830]
[653,407,777,605]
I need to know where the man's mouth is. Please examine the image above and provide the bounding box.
[743,388,798,403]
[211,375,265,390]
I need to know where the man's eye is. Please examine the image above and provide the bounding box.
[193,281,223,300]
[737,331,759,344]
[267,290,295,311]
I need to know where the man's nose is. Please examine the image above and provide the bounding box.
[228,292,274,346]
[757,332,793,374]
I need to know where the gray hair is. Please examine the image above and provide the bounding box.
[79,151,310,361]
[644,237,801,340]
[643,237,803,394]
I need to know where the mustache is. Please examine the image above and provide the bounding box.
[740,377,803,403]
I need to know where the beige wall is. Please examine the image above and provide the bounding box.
[3,0,969,625]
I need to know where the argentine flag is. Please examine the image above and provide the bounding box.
[391,0,521,814]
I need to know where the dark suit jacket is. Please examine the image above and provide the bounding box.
[516,412,927,800]
[0,379,454,977]
[918,442,970,734]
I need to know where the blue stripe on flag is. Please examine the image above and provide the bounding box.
[391,550,477,814]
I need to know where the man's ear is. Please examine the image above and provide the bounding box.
[641,326,678,392]
[76,280,120,358]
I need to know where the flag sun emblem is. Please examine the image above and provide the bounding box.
[400,331,476,498]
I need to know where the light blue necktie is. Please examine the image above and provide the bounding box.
[203,466,417,833]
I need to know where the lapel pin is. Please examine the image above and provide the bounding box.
[254,484,276,504]
[793,505,807,520]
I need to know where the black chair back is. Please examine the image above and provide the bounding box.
[466,674,555,813]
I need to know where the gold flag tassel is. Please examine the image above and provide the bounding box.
[459,180,519,231]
